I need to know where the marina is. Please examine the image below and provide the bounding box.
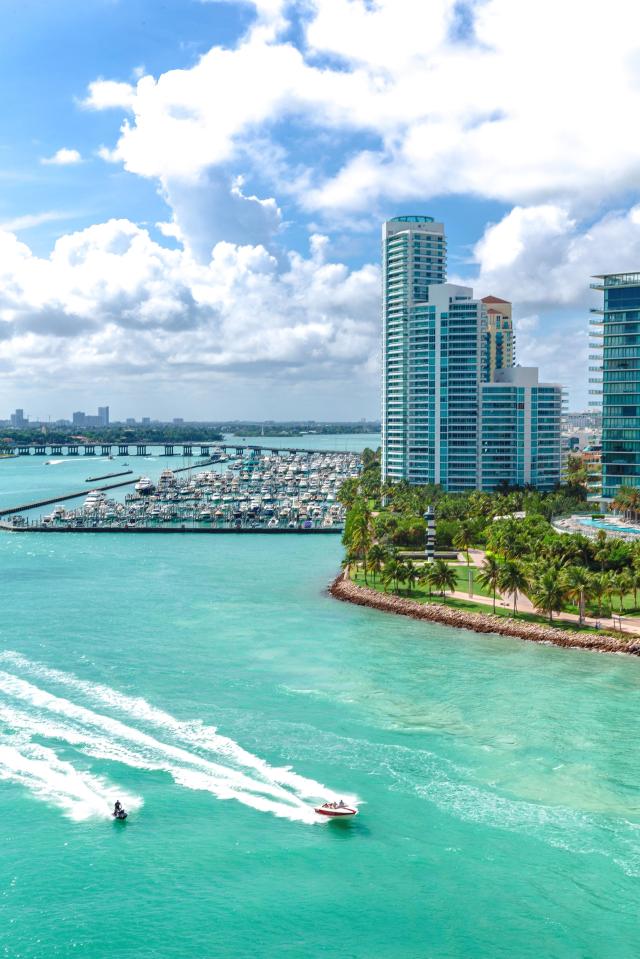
[2,449,358,533]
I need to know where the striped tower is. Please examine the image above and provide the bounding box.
[424,505,435,561]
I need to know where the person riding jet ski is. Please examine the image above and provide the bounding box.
[113,800,128,820]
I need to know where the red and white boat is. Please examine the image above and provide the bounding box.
[314,801,358,819]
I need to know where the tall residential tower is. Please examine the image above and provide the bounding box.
[590,273,640,499]
[381,215,563,492]
[381,216,447,484]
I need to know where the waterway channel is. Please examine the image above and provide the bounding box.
[1,433,639,958]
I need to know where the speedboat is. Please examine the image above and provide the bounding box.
[314,801,358,819]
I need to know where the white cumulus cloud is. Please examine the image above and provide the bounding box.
[0,219,380,397]
[41,148,83,166]
[81,0,640,218]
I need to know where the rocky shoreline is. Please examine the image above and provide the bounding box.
[329,570,640,657]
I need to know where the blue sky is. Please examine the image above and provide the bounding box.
[1,0,639,421]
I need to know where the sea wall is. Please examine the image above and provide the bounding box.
[329,571,640,657]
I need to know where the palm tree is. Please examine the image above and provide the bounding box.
[616,568,634,613]
[453,521,474,596]
[564,566,592,626]
[629,565,640,612]
[603,570,618,616]
[381,560,399,593]
[367,544,387,586]
[348,509,372,582]
[498,560,529,616]
[530,568,567,624]
[403,560,419,595]
[591,572,607,618]
[477,554,501,613]
[419,564,435,597]
[428,559,458,599]
[395,561,410,594]
[593,529,611,573]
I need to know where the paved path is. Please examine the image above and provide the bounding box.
[452,548,640,637]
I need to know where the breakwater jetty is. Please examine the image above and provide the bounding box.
[0,477,143,517]
[330,571,640,656]
[85,470,133,482]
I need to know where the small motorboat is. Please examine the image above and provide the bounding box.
[314,801,357,819]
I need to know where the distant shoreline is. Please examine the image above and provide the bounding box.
[329,570,640,658]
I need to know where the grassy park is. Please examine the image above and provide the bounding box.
[340,449,640,630]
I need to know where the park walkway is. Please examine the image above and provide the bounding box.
[454,548,640,637]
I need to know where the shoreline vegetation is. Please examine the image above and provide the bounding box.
[330,571,640,656]
[0,422,380,446]
[333,448,640,656]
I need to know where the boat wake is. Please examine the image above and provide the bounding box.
[0,652,351,823]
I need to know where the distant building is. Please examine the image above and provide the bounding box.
[125,418,136,425]
[481,296,514,381]
[590,273,640,499]
[10,408,27,427]
[173,418,184,425]
[479,367,563,491]
[72,411,86,427]
[142,417,151,426]
[98,406,109,426]
[564,410,601,430]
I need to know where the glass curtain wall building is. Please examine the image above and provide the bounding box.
[590,273,640,499]
[479,368,562,491]
[381,215,563,492]
[381,216,447,483]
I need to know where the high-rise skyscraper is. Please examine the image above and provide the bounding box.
[98,406,109,426]
[481,296,514,381]
[381,215,447,484]
[590,273,640,499]
[381,215,562,492]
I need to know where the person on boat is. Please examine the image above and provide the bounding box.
[338,800,346,808]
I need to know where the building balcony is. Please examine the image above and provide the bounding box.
[591,273,640,289]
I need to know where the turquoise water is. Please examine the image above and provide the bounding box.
[2,438,640,957]
[578,517,640,536]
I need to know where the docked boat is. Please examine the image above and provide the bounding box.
[314,801,358,819]
[135,476,155,495]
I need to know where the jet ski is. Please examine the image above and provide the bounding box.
[314,801,357,819]
[112,802,128,820]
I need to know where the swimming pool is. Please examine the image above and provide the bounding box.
[577,517,640,535]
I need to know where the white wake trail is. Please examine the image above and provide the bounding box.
[1,652,353,806]
[0,669,326,822]
[0,738,141,821]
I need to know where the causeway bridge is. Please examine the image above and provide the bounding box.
[3,441,358,458]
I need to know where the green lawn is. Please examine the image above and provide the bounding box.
[367,560,492,598]
[351,571,629,638]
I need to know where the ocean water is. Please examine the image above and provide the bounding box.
[1,438,640,957]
